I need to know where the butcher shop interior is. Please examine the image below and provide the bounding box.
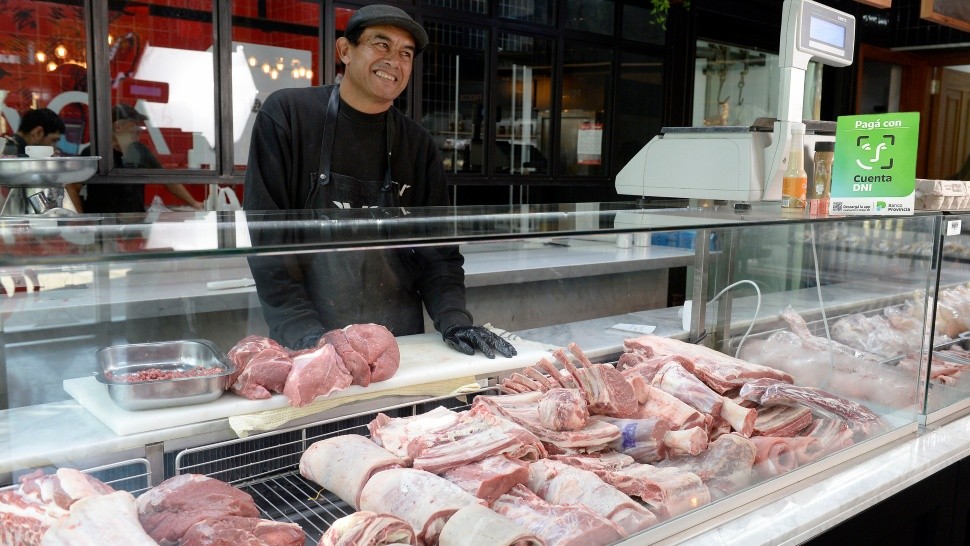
[4,0,970,545]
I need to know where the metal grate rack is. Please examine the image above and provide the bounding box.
[1,458,152,496]
[174,390,489,544]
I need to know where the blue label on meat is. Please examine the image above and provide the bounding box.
[622,423,638,449]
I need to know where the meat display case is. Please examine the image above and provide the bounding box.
[0,202,955,544]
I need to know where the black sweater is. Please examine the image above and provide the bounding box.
[243,85,472,348]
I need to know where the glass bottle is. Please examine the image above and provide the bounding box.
[810,141,835,215]
[781,124,808,212]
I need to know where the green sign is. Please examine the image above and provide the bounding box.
[829,112,919,215]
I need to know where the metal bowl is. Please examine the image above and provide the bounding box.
[95,340,234,411]
[0,156,100,187]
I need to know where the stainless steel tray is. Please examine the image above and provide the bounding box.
[0,156,99,187]
[95,340,233,411]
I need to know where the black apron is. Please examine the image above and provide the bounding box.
[300,87,425,336]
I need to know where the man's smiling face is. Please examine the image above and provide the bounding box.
[338,25,416,113]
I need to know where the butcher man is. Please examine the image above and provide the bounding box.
[244,4,515,359]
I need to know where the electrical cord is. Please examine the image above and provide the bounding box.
[697,279,763,358]
[809,223,837,388]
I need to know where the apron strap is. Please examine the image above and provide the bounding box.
[382,109,395,192]
[316,85,341,183]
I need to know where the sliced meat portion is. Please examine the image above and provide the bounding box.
[441,455,529,505]
[740,379,888,440]
[473,396,619,454]
[593,416,672,463]
[527,460,658,535]
[41,491,157,546]
[231,346,292,400]
[753,404,813,437]
[630,384,708,431]
[438,504,543,546]
[0,469,115,546]
[300,435,405,509]
[801,418,855,454]
[624,334,793,393]
[322,329,372,387]
[227,335,284,386]
[411,406,546,474]
[492,485,624,546]
[652,362,723,415]
[750,436,798,478]
[283,344,353,407]
[136,474,259,545]
[537,388,589,431]
[775,436,824,464]
[318,511,417,546]
[568,344,637,417]
[547,454,710,520]
[658,434,757,499]
[358,468,479,546]
[180,516,304,546]
[368,407,461,462]
[344,323,400,383]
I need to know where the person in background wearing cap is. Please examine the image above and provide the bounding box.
[2,108,65,157]
[244,4,515,359]
[73,104,202,213]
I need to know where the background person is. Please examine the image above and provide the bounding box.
[75,104,202,213]
[1,107,65,157]
[244,4,515,359]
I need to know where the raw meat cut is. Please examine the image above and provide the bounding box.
[0,468,115,546]
[473,396,619,454]
[40,491,157,546]
[438,504,543,546]
[739,379,888,440]
[358,468,480,546]
[179,515,304,546]
[526,459,658,534]
[318,511,417,546]
[368,407,461,462]
[227,335,285,386]
[630,384,708,431]
[411,406,546,473]
[566,344,637,417]
[775,436,823,464]
[652,362,722,415]
[593,416,672,463]
[548,453,710,520]
[231,346,292,400]
[779,306,883,361]
[491,485,624,546]
[658,434,757,499]
[300,435,405,509]
[623,334,793,393]
[750,436,798,477]
[801,418,855,454]
[344,323,400,383]
[537,388,589,431]
[283,344,353,407]
[752,404,813,437]
[441,455,530,505]
[662,427,708,457]
[136,474,260,545]
[322,328,372,386]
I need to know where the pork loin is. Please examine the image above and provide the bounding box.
[438,504,543,546]
[300,435,406,510]
[319,511,417,546]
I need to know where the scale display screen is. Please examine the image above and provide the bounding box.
[798,0,854,67]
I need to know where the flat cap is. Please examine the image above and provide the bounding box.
[112,103,147,124]
[346,4,429,53]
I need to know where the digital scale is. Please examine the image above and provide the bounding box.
[615,0,856,202]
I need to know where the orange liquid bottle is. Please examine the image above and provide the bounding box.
[781,124,807,212]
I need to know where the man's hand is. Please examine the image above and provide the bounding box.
[443,325,517,359]
[293,330,324,351]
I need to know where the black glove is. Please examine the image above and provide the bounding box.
[443,325,517,359]
[292,330,324,351]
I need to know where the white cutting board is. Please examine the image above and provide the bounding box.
[63,333,552,436]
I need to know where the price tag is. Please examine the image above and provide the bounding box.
[947,220,962,237]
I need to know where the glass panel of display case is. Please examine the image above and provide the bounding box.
[494,33,553,176]
[0,203,937,543]
[0,1,87,155]
[925,213,970,421]
[231,1,320,172]
[559,43,610,176]
[422,22,488,175]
